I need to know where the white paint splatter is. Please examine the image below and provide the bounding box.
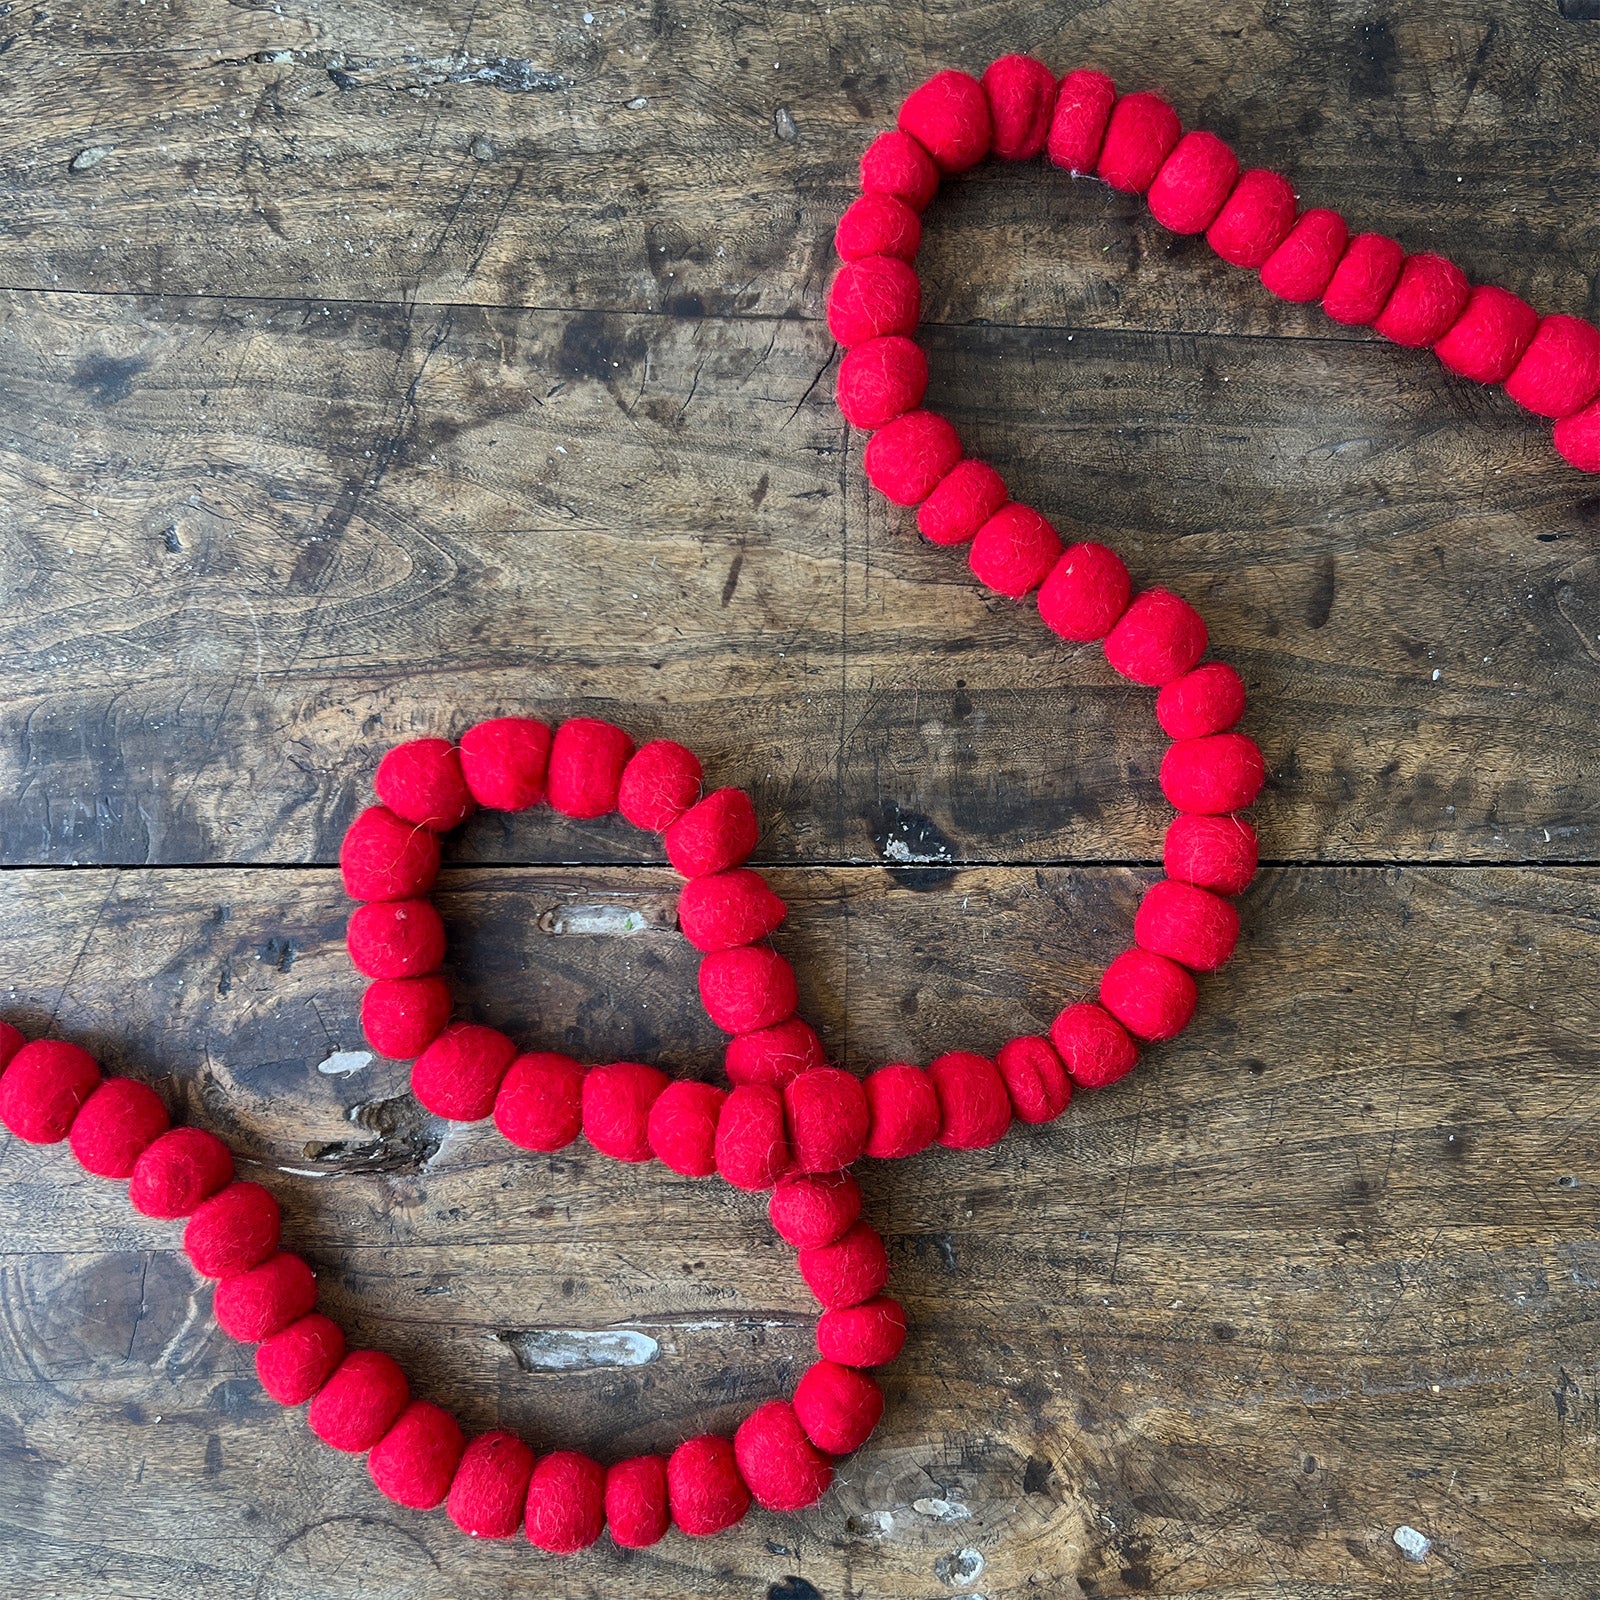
[913,1497,971,1521]
[316,1049,372,1076]
[1393,1525,1432,1562]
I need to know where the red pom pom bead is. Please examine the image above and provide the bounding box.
[725,1017,826,1088]
[69,1076,169,1177]
[129,1126,233,1218]
[370,1401,465,1511]
[582,1061,668,1163]
[362,974,453,1058]
[862,1062,942,1159]
[1147,130,1239,234]
[1047,67,1116,173]
[1155,662,1247,738]
[859,129,940,212]
[1372,253,1469,348]
[458,716,551,811]
[969,503,1063,598]
[699,945,798,1035]
[898,69,991,174]
[214,1250,316,1342]
[794,1359,884,1454]
[340,805,441,902]
[0,1039,98,1144]
[375,738,474,832]
[835,192,922,263]
[1038,542,1133,642]
[347,898,445,980]
[1161,732,1267,814]
[863,409,963,506]
[668,1435,750,1537]
[605,1455,670,1549]
[618,740,703,832]
[665,788,759,879]
[256,1312,345,1405]
[1100,948,1198,1042]
[826,255,921,346]
[783,1067,870,1173]
[1260,208,1348,302]
[411,1022,517,1122]
[547,718,634,819]
[928,1051,1011,1149]
[1322,233,1404,327]
[309,1349,410,1451]
[1050,1001,1139,1089]
[1504,314,1600,418]
[735,1401,832,1511]
[836,336,929,431]
[715,1083,791,1190]
[0,1020,23,1072]
[526,1450,606,1555]
[768,1170,862,1249]
[449,1431,536,1539]
[995,1034,1072,1124]
[817,1296,908,1368]
[1206,169,1296,269]
[646,1078,726,1177]
[677,868,786,953]
[1555,398,1600,473]
[1134,879,1241,971]
[1433,285,1540,384]
[184,1180,280,1278]
[917,458,1008,545]
[798,1220,890,1309]
[1164,813,1259,896]
[493,1051,584,1151]
[1104,588,1208,686]
[982,54,1057,161]
[1095,91,1181,194]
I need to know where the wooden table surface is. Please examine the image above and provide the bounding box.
[3,2,1600,1596]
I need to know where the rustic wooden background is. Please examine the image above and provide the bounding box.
[3,2,1600,1596]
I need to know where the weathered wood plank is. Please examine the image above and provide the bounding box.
[3,291,1596,869]
[1,862,1597,1596]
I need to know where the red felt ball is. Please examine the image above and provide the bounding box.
[1161,732,1267,814]
[836,336,930,430]
[0,1020,23,1073]
[69,1076,169,1178]
[370,1401,465,1511]
[1147,130,1239,234]
[1038,541,1133,642]
[1050,1001,1139,1090]
[862,1062,941,1159]
[458,716,552,812]
[646,1079,726,1177]
[1555,397,1600,473]
[983,54,1056,160]
[768,1170,862,1249]
[917,458,1008,545]
[898,69,991,174]
[995,1035,1072,1124]
[1504,314,1600,418]
[1322,232,1405,327]
[1155,662,1247,739]
[184,1180,280,1279]
[493,1051,584,1151]
[725,1018,826,1089]
[835,192,922,263]
[547,717,634,819]
[256,1312,345,1405]
[1100,948,1198,1042]
[361,974,453,1059]
[928,1050,1011,1149]
[1433,285,1540,384]
[346,898,446,980]
[1206,168,1296,269]
[826,255,922,346]
[817,1296,907,1368]
[1373,253,1470,348]
[1095,91,1181,194]
[340,805,441,903]
[1104,588,1208,687]
[1260,208,1348,302]
[128,1126,233,1218]
[1164,813,1259,896]
[215,1251,317,1343]
[308,1349,410,1451]
[411,1023,517,1122]
[375,738,474,832]
[699,946,798,1035]
[863,409,963,506]
[798,1220,890,1310]
[859,129,940,212]
[448,1431,536,1540]
[677,868,786,953]
[1047,66,1116,173]
[783,1067,870,1173]
[969,503,1063,598]
[667,1435,750,1537]
[582,1061,669,1163]
[618,740,703,832]
[1135,879,1241,971]
[794,1360,885,1455]
[714,1083,791,1190]
[605,1455,669,1549]
[0,1039,99,1144]
[526,1450,606,1555]
[665,787,759,879]
[735,1401,832,1511]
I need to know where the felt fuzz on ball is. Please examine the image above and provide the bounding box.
[1100,948,1199,1042]
[725,1017,827,1088]
[1260,208,1348,302]
[458,716,552,811]
[1164,813,1259,896]
[783,1067,870,1172]
[798,1220,890,1309]
[1047,66,1116,172]
[582,1062,669,1163]
[0,1039,100,1144]
[184,1180,281,1279]
[665,788,759,879]
[256,1312,345,1406]
[677,868,787,953]
[862,1062,942,1159]
[768,1170,863,1249]
[667,1435,750,1537]
[794,1360,885,1454]
[375,738,475,832]
[1160,732,1266,814]
[370,1401,465,1511]
[525,1451,607,1555]
[826,255,922,346]
[1206,168,1297,269]
[449,1431,536,1539]
[411,1023,517,1122]
[1433,285,1540,384]
[362,974,453,1059]
[1050,1002,1139,1090]
[618,740,703,832]
[606,1455,670,1549]
[547,718,634,819]
[129,1125,234,1218]
[982,54,1057,160]
[340,805,441,903]
[68,1076,169,1178]
[898,69,991,173]
[494,1051,585,1151]
[1504,314,1600,418]
[928,1051,1011,1149]
[699,945,798,1035]
[863,409,963,505]
[1322,232,1404,327]
[347,898,446,980]
[1147,130,1239,234]
[734,1401,832,1511]
[1104,588,1208,686]
[995,1035,1072,1124]
[817,1296,908,1368]
[835,336,929,431]
[308,1349,410,1452]
[834,192,923,263]
[1155,662,1247,738]
[715,1083,792,1190]
[917,458,1008,545]
[1038,542,1133,642]
[1372,253,1469,348]
[1134,879,1241,971]
[1095,91,1181,193]
[969,503,1063,597]
[214,1251,317,1342]
[646,1078,726,1177]
[859,129,940,211]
